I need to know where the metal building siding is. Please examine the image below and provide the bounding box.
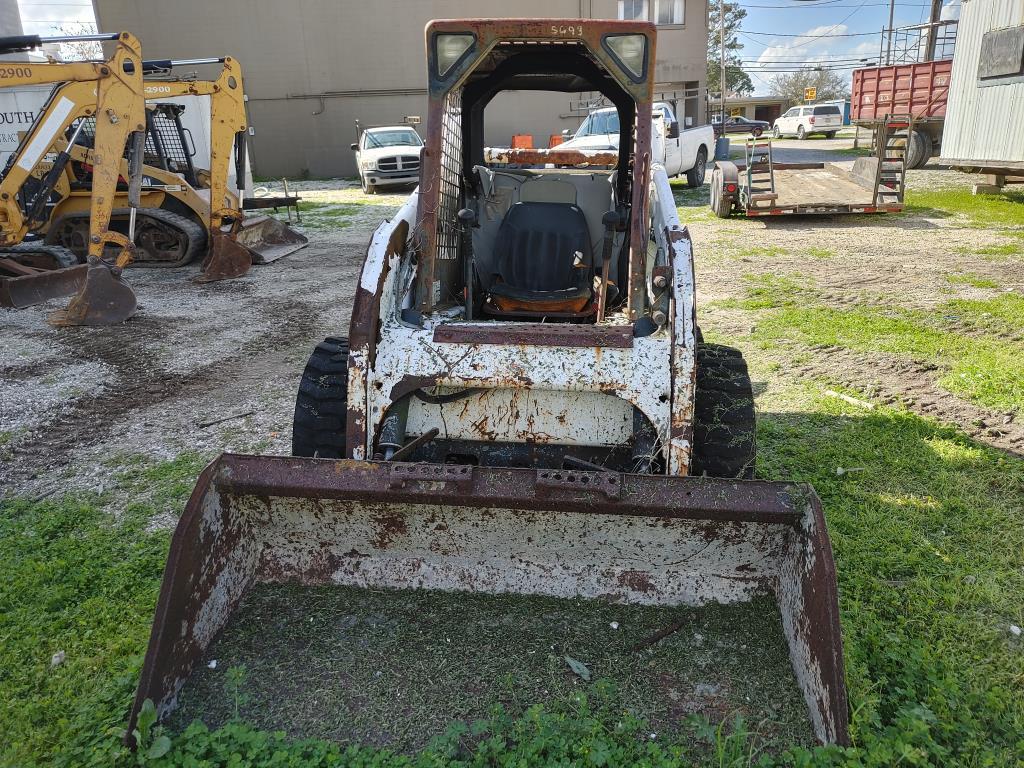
[941,0,1024,164]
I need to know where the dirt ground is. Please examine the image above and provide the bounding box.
[2,142,1021,506]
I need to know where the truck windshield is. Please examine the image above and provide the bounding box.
[576,111,620,137]
[362,129,423,149]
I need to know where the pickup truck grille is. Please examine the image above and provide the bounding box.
[378,155,420,172]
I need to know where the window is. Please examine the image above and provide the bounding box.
[654,0,684,25]
[813,106,841,115]
[618,0,648,20]
[576,110,621,137]
[783,108,797,118]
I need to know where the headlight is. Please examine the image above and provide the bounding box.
[360,159,377,171]
[603,33,648,82]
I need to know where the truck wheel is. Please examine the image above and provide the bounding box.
[796,125,806,140]
[904,130,932,170]
[690,343,756,480]
[686,147,708,188]
[824,131,837,139]
[361,176,376,195]
[292,337,349,458]
[772,126,781,139]
[709,169,733,218]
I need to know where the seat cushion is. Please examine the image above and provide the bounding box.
[486,201,593,303]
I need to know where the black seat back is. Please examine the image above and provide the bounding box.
[487,201,592,299]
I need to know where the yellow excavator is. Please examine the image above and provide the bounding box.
[0,31,144,324]
[42,56,306,279]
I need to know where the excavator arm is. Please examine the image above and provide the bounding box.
[0,32,144,322]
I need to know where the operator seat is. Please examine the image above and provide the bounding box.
[481,177,594,314]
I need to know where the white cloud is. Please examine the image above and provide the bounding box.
[940,2,960,21]
[749,25,879,96]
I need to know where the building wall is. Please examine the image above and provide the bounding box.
[0,0,21,36]
[93,0,708,177]
[941,0,1024,165]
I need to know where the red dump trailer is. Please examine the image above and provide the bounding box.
[851,59,952,169]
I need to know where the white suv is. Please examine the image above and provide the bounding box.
[772,105,843,139]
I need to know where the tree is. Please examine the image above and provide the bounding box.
[51,22,102,62]
[707,0,754,97]
[768,69,849,105]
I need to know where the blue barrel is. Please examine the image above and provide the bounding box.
[714,136,731,162]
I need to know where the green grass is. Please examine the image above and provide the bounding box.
[295,200,361,228]
[943,272,1001,290]
[718,273,806,310]
[905,188,1024,228]
[754,305,1024,411]
[3,411,1024,766]
[805,247,836,260]
[943,293,1024,337]
[833,146,872,157]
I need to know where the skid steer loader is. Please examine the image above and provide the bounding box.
[131,19,848,747]
[0,31,144,323]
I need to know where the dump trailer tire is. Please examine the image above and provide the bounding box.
[292,336,349,458]
[904,130,932,170]
[690,343,756,480]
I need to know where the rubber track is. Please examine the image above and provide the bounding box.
[1,243,79,268]
[47,207,208,267]
[690,343,757,479]
[292,336,349,458]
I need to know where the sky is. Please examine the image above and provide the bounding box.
[14,0,961,95]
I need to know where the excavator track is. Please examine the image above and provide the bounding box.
[46,208,208,268]
[0,243,86,309]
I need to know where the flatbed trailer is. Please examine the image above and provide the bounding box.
[710,126,908,218]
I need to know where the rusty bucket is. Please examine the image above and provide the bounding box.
[194,224,252,283]
[129,455,848,746]
[49,256,137,326]
[1,260,87,309]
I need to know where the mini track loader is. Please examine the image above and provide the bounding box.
[131,19,848,747]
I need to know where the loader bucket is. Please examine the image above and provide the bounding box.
[234,215,308,264]
[49,256,137,326]
[193,228,251,283]
[131,455,848,746]
[0,262,87,309]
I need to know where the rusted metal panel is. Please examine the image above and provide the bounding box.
[129,453,847,746]
[482,147,618,167]
[433,323,634,348]
[649,166,696,474]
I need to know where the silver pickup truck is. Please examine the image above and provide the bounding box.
[559,102,715,186]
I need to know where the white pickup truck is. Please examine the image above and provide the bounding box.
[559,102,715,187]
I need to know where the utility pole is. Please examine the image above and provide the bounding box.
[924,0,943,62]
[720,0,726,125]
[885,0,895,64]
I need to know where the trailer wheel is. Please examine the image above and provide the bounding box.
[709,169,733,218]
[292,336,349,458]
[686,147,707,188]
[690,343,756,480]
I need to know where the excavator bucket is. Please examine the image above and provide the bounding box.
[130,455,849,746]
[194,228,252,283]
[49,256,137,326]
[0,259,87,309]
[234,215,308,264]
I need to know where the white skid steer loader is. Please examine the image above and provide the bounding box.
[130,19,848,748]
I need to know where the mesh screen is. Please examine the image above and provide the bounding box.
[436,89,463,264]
[144,108,190,168]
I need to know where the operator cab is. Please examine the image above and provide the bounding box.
[410,21,655,326]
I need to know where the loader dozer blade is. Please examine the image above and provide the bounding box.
[49,256,137,326]
[193,229,252,283]
[235,215,308,264]
[130,456,848,747]
[1,263,87,309]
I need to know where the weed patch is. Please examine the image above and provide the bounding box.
[718,273,807,309]
[943,272,1001,290]
[905,188,1024,228]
